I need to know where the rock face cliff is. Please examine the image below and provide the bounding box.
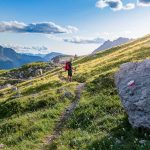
[115,59,150,129]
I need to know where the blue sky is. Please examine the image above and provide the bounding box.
[0,0,150,55]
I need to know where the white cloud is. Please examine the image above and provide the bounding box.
[66,25,78,33]
[46,34,63,41]
[2,43,49,54]
[96,0,123,11]
[96,0,108,8]
[138,0,150,6]
[96,0,150,10]
[96,0,135,11]
[63,36,105,44]
[0,21,78,34]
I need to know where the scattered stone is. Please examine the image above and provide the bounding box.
[35,69,43,76]
[19,71,23,78]
[115,138,121,144]
[115,59,150,129]
[0,144,4,149]
[139,139,146,145]
[64,91,74,99]
[28,67,33,73]
[11,86,18,91]
[28,77,33,80]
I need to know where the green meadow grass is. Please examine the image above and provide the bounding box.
[1,35,150,150]
[0,69,77,149]
[47,35,150,150]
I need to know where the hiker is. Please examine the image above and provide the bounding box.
[65,59,74,82]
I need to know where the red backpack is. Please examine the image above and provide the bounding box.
[65,62,70,71]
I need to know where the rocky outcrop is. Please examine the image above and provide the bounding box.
[5,62,56,79]
[115,59,150,129]
[0,84,12,90]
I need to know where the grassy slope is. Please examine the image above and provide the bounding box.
[1,35,150,150]
[48,35,150,150]
[0,65,78,150]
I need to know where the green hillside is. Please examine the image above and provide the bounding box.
[1,34,150,150]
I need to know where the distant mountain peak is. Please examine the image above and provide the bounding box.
[92,37,132,54]
[44,52,63,61]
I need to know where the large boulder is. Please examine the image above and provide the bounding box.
[115,59,150,129]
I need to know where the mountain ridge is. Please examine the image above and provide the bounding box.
[0,46,43,69]
[0,46,64,69]
[92,37,132,54]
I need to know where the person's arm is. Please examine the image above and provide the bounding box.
[72,66,76,71]
[72,67,75,71]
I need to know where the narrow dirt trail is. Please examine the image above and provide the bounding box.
[41,83,85,150]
